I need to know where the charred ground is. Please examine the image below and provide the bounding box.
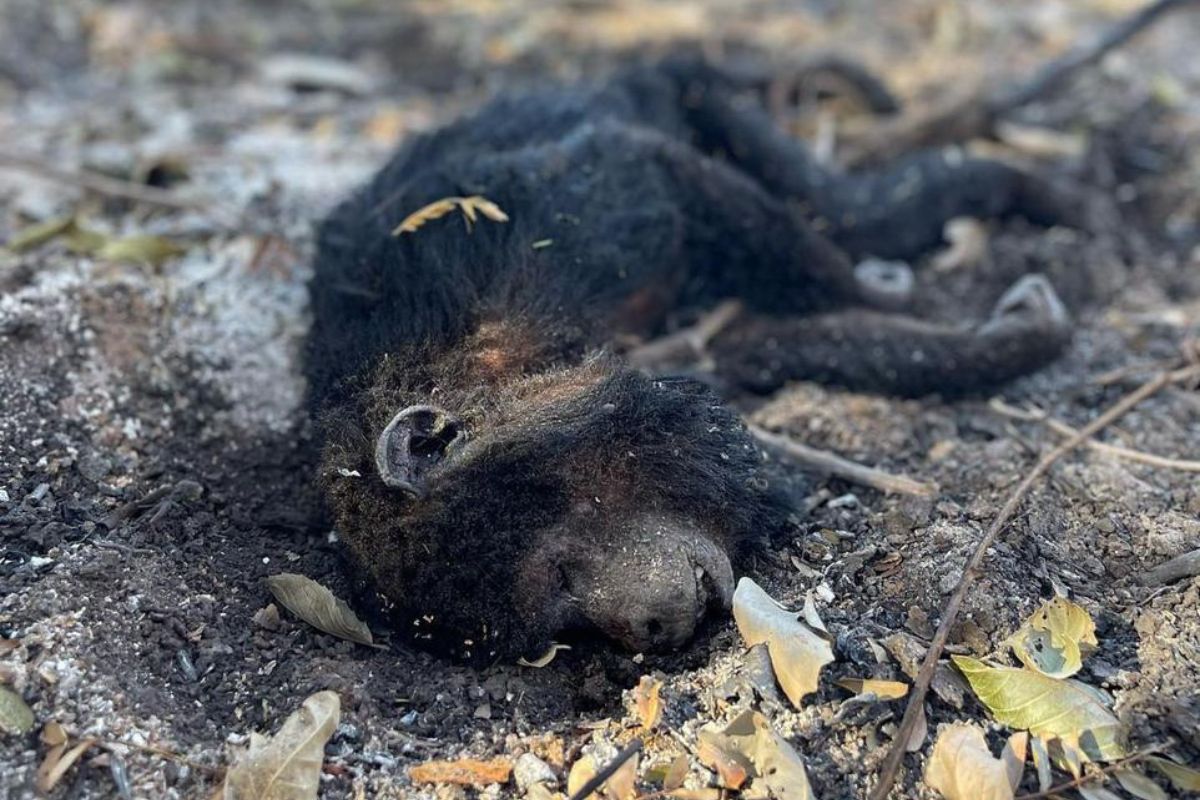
[1,1,1199,799]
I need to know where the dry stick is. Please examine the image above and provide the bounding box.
[843,0,1199,166]
[0,151,204,210]
[626,300,743,370]
[569,738,644,800]
[989,398,1200,472]
[749,425,935,497]
[868,364,1200,800]
[1013,752,1153,800]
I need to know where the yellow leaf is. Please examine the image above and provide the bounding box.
[224,690,340,800]
[392,195,508,236]
[632,676,662,731]
[95,234,186,266]
[952,656,1126,761]
[732,578,834,708]
[835,677,909,699]
[1006,597,1097,678]
[5,215,75,252]
[266,573,375,646]
[392,198,459,235]
[566,754,598,797]
[925,724,1017,800]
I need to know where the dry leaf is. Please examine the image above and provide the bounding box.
[0,686,34,735]
[36,738,96,794]
[392,195,508,236]
[518,643,570,668]
[567,754,599,797]
[905,703,928,753]
[409,758,513,787]
[701,710,813,800]
[732,578,834,708]
[1006,597,1098,679]
[1148,756,1200,791]
[696,732,751,790]
[266,573,374,646]
[661,754,689,791]
[1114,769,1170,800]
[393,198,459,235]
[953,656,1126,761]
[95,234,186,266]
[1002,731,1028,793]
[835,678,908,699]
[632,676,662,731]
[41,721,68,747]
[932,217,988,272]
[925,724,1017,800]
[1077,786,1123,800]
[1029,734,1052,791]
[223,690,340,800]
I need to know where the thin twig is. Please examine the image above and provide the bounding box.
[843,0,1198,165]
[989,398,1200,472]
[868,364,1200,800]
[626,300,743,370]
[0,152,204,210]
[1013,752,1152,800]
[749,425,935,497]
[569,739,644,800]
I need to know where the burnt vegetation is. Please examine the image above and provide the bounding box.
[305,55,1085,663]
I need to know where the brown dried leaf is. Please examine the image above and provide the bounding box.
[41,721,68,747]
[632,676,662,731]
[223,690,340,800]
[696,732,750,790]
[732,578,834,708]
[266,573,374,646]
[0,686,34,735]
[392,195,509,236]
[392,198,459,235]
[567,754,599,797]
[661,754,689,791]
[36,738,96,794]
[835,677,909,700]
[517,643,570,668]
[925,724,1016,800]
[700,710,813,799]
[409,757,513,787]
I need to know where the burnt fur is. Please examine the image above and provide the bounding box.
[306,56,1077,661]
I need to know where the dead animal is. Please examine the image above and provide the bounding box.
[306,55,1080,662]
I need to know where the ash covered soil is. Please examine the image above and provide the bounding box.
[2,1,1200,798]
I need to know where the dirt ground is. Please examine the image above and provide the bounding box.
[1,1,1199,798]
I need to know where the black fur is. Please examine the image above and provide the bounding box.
[305,57,1076,661]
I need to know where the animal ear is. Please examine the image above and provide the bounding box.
[374,405,466,496]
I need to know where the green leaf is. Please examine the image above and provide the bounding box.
[1148,756,1200,792]
[952,656,1126,761]
[266,573,375,646]
[1114,768,1170,800]
[0,685,35,735]
[1006,597,1098,678]
[5,216,75,253]
[732,578,834,708]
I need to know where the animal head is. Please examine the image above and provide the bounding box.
[319,332,794,662]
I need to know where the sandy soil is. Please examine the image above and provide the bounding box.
[1,1,1199,798]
